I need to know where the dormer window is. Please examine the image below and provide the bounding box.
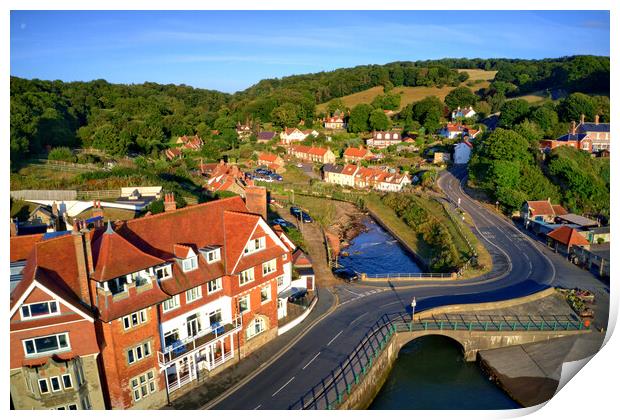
[244,237,266,254]
[182,256,198,272]
[108,277,127,295]
[154,264,172,281]
[200,246,221,264]
[21,301,60,320]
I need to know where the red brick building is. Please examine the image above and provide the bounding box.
[10,196,294,409]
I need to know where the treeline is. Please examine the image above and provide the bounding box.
[382,193,460,272]
[469,128,609,218]
[11,77,229,163]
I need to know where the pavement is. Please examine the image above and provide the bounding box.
[178,165,609,410]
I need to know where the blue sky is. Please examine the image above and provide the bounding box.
[10,10,610,93]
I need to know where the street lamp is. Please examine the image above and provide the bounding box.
[411,297,417,322]
[495,201,499,211]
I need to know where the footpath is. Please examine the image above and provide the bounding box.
[168,286,336,409]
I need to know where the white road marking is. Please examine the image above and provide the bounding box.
[327,330,343,346]
[342,288,364,297]
[379,301,398,308]
[351,313,367,325]
[272,377,295,397]
[254,404,262,410]
[302,352,321,370]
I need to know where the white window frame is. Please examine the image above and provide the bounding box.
[127,342,152,365]
[38,378,50,394]
[182,256,198,273]
[154,264,172,281]
[246,318,266,339]
[244,236,266,254]
[62,373,73,390]
[238,295,250,314]
[23,333,70,357]
[131,370,156,402]
[20,300,60,320]
[50,376,62,392]
[277,276,284,287]
[162,295,180,313]
[239,268,255,286]
[81,395,92,410]
[206,248,221,263]
[262,259,277,276]
[122,309,148,330]
[207,277,223,294]
[186,286,202,303]
[261,285,271,304]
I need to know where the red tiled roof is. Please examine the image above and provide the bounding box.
[222,210,261,273]
[548,226,590,247]
[344,147,369,158]
[258,153,280,163]
[552,205,569,216]
[91,226,165,282]
[173,243,193,259]
[10,233,44,262]
[290,145,328,157]
[292,249,312,267]
[526,200,555,216]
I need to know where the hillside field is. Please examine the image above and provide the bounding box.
[317,69,497,112]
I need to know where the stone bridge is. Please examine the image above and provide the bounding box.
[291,312,590,410]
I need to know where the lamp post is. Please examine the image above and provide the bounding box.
[411,297,417,324]
[495,201,499,212]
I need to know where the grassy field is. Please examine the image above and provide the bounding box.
[514,91,549,104]
[317,69,497,113]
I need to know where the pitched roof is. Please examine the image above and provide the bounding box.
[556,133,587,142]
[258,131,276,140]
[290,145,329,156]
[258,153,280,163]
[10,233,44,262]
[526,200,555,216]
[578,122,610,133]
[556,213,598,227]
[548,226,590,247]
[344,147,369,158]
[91,225,165,282]
[323,164,343,174]
[551,205,568,216]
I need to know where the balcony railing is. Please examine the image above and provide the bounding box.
[158,315,242,367]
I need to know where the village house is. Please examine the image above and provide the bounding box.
[521,199,568,229]
[236,122,252,140]
[287,145,336,164]
[453,140,473,165]
[322,164,410,192]
[365,131,402,149]
[165,148,183,161]
[342,146,373,163]
[9,194,293,409]
[323,114,346,130]
[451,106,476,120]
[279,128,318,145]
[546,225,590,255]
[257,131,277,143]
[542,115,610,154]
[203,161,249,195]
[439,123,480,140]
[571,242,610,278]
[256,152,285,173]
[176,135,203,151]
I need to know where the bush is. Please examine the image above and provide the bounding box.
[48,147,76,163]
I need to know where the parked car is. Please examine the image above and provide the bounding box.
[269,174,283,182]
[272,218,294,228]
[288,288,308,303]
[299,211,313,223]
[333,268,359,282]
[290,206,302,216]
[255,168,271,175]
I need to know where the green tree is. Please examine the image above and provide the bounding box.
[444,87,477,110]
[270,103,299,128]
[369,109,390,131]
[498,99,530,128]
[326,98,346,115]
[530,106,559,136]
[557,93,595,122]
[348,104,373,133]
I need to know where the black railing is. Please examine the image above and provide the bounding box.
[289,312,586,410]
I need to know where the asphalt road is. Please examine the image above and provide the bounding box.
[210,165,605,410]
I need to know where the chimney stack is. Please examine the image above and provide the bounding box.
[10,218,17,237]
[244,186,267,221]
[71,220,94,307]
[571,121,577,135]
[92,200,104,221]
[164,193,177,212]
[580,114,585,125]
[595,115,600,125]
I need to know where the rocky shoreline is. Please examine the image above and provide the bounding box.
[324,203,368,251]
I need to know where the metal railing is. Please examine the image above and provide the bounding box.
[157,315,242,366]
[289,311,587,410]
[363,272,454,279]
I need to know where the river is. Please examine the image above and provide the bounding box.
[339,217,422,275]
[340,217,519,410]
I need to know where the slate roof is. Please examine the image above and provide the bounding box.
[556,133,587,141]
[578,123,610,133]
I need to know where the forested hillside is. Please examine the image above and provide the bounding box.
[10,55,610,168]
